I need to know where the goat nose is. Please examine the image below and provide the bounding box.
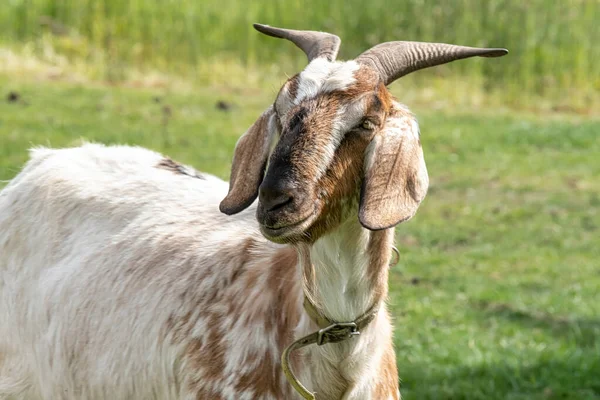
[259,183,294,212]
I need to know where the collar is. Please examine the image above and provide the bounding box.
[303,296,380,340]
[281,295,380,399]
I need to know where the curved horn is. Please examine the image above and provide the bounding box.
[253,23,341,62]
[356,41,508,85]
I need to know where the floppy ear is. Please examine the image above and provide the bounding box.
[359,110,429,230]
[220,106,277,215]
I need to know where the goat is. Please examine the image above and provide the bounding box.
[0,24,507,400]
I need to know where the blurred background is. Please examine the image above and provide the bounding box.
[2,0,599,111]
[1,1,599,399]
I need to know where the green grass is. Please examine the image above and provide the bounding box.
[1,0,599,110]
[1,74,599,399]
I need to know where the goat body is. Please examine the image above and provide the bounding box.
[0,144,396,400]
[0,145,303,399]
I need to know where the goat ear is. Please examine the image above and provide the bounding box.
[220,106,277,215]
[359,111,429,230]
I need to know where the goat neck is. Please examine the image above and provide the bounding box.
[294,216,399,399]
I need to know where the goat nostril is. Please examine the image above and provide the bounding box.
[259,186,294,212]
[268,194,293,211]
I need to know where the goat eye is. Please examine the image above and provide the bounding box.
[360,119,376,131]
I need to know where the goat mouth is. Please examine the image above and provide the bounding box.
[260,213,313,242]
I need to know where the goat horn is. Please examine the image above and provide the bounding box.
[355,41,508,86]
[253,23,341,62]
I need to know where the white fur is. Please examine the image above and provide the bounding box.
[310,218,373,321]
[295,59,359,105]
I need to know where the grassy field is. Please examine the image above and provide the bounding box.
[1,73,599,399]
[1,0,599,111]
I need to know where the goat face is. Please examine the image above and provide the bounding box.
[259,60,421,244]
[220,24,508,244]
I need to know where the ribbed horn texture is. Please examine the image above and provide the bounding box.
[253,23,341,62]
[356,41,508,85]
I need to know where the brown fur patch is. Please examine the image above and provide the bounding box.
[373,343,400,399]
[234,351,279,396]
[229,238,255,283]
[185,314,228,391]
[156,158,205,180]
[376,82,394,113]
[287,75,299,101]
[367,229,394,299]
[270,248,301,352]
[303,128,371,241]
[341,66,381,98]
[164,243,300,399]
[234,246,300,398]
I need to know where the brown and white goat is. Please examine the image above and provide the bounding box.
[0,24,506,400]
